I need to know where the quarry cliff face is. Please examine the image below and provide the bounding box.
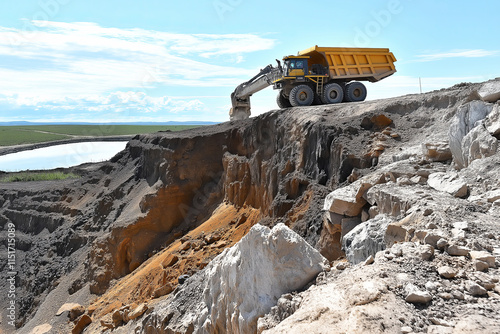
[1,79,500,334]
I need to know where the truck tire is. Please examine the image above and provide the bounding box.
[276,91,292,108]
[289,85,314,107]
[322,83,344,104]
[345,82,367,102]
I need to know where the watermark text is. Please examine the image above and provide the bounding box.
[6,222,17,328]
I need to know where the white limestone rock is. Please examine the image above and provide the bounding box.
[139,224,327,334]
[485,104,500,136]
[446,244,470,257]
[438,266,458,279]
[470,251,496,268]
[324,173,387,217]
[461,124,498,167]
[474,260,489,272]
[448,101,494,168]
[323,181,371,217]
[467,281,488,296]
[486,189,500,203]
[477,80,500,103]
[427,172,468,198]
[405,283,432,304]
[364,183,423,217]
[420,245,434,261]
[342,215,393,264]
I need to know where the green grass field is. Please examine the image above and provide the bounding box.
[0,127,70,146]
[0,125,201,146]
[0,171,80,182]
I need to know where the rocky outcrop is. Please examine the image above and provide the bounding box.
[449,100,498,168]
[137,224,327,334]
[266,82,500,333]
[461,123,498,167]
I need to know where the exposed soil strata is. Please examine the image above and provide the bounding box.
[88,203,262,321]
[1,80,499,333]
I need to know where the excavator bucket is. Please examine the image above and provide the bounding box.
[229,64,278,121]
[230,92,251,121]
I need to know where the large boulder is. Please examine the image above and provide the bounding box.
[323,173,386,217]
[461,124,498,167]
[138,224,327,334]
[427,172,468,198]
[477,80,500,103]
[421,142,452,162]
[323,181,371,217]
[342,215,393,264]
[448,101,494,168]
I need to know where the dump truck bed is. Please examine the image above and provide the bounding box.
[299,46,397,82]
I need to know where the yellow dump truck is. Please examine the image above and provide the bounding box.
[230,46,397,120]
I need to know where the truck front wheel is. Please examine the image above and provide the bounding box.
[345,82,367,102]
[322,83,344,104]
[276,91,292,108]
[289,85,314,107]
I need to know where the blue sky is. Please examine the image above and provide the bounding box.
[0,0,499,123]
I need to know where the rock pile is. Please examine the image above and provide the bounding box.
[261,232,499,333]
[263,80,500,333]
[137,224,327,334]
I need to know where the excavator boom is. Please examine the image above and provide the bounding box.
[230,64,281,121]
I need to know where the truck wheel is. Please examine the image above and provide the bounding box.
[289,85,314,107]
[345,82,367,102]
[322,83,344,104]
[276,91,292,108]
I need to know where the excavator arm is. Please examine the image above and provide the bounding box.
[229,62,282,121]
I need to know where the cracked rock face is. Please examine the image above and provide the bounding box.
[448,100,496,168]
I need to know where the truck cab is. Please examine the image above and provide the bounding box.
[282,56,309,77]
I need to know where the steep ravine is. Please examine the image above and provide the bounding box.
[0,79,498,333]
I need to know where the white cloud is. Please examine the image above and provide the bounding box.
[0,20,276,122]
[8,21,275,58]
[415,49,498,62]
[0,20,276,101]
[0,91,208,116]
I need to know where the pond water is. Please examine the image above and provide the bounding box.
[0,141,128,172]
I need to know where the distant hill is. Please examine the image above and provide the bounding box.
[0,121,219,126]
